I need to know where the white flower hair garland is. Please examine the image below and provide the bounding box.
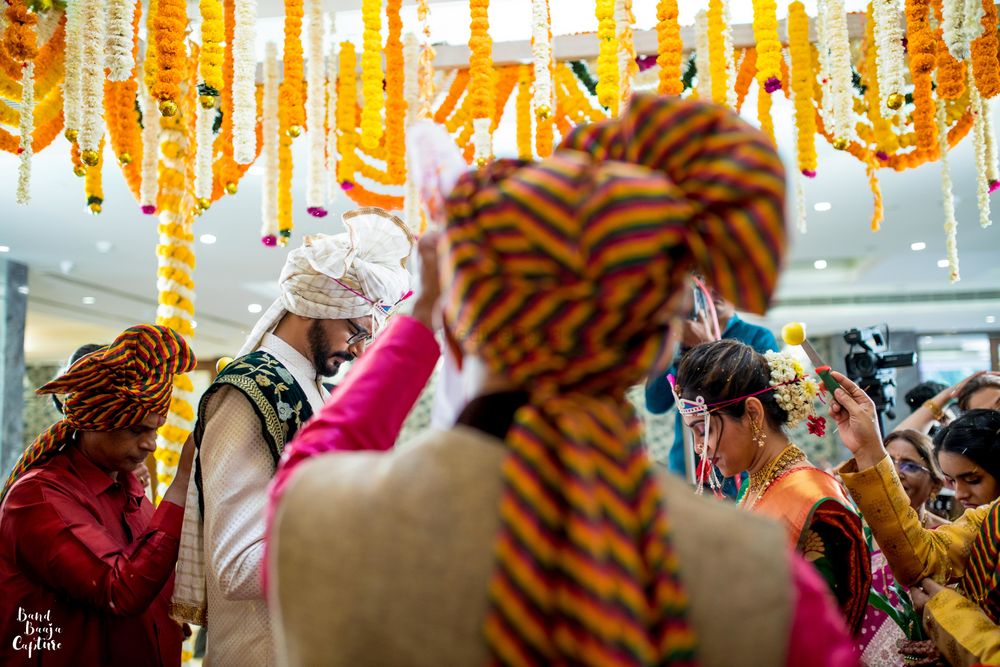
[764,351,820,428]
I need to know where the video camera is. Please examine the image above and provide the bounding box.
[843,325,916,426]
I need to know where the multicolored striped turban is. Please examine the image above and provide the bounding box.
[1,324,196,502]
[441,94,785,666]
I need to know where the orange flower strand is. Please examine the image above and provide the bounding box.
[152,0,187,105]
[384,0,406,184]
[656,0,682,95]
[970,0,1000,98]
[2,0,38,63]
[906,0,938,155]
[734,47,757,113]
[433,70,470,124]
[932,0,966,100]
[282,0,305,130]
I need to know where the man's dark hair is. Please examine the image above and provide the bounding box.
[904,381,948,413]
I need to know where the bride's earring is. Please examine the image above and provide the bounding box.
[750,419,767,448]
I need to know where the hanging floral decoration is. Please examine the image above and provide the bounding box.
[531,0,553,119]
[282,0,305,137]
[616,0,637,107]
[823,0,854,148]
[336,41,358,190]
[417,0,435,118]
[934,0,968,101]
[516,63,532,159]
[983,97,1000,191]
[908,0,940,156]
[969,69,992,228]
[78,0,107,162]
[936,97,960,282]
[359,0,383,150]
[757,76,775,143]
[469,0,494,165]
[788,3,817,177]
[694,10,711,100]
[199,0,224,103]
[16,61,34,204]
[140,64,161,214]
[706,0,735,107]
[305,0,327,216]
[384,0,406,185]
[871,0,906,114]
[595,0,618,115]
[751,0,781,93]
[106,0,137,82]
[656,0,682,95]
[152,0,186,116]
[104,0,143,200]
[261,42,280,245]
[232,0,257,164]
[862,6,899,162]
[326,26,338,205]
[2,0,37,63]
[970,0,1000,98]
[85,136,105,214]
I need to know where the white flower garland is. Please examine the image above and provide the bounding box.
[694,10,711,101]
[63,0,85,136]
[871,0,905,117]
[472,117,492,166]
[937,97,960,282]
[194,96,214,202]
[79,0,107,154]
[106,0,136,82]
[403,32,421,232]
[232,0,258,164]
[943,0,985,60]
[823,0,853,144]
[326,37,339,206]
[261,42,280,242]
[814,0,834,132]
[983,97,999,187]
[970,72,993,229]
[305,0,327,215]
[615,0,635,108]
[139,62,160,213]
[764,351,819,428]
[531,0,553,119]
[721,0,736,110]
[16,62,34,205]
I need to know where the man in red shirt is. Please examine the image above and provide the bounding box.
[0,324,197,666]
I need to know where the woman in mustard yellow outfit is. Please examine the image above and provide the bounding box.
[833,374,1000,667]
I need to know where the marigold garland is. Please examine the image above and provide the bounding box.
[707,0,735,107]
[2,0,37,63]
[656,0,682,95]
[907,0,939,156]
[16,61,33,204]
[863,4,899,159]
[595,0,618,115]
[152,0,186,113]
[104,0,143,201]
[278,96,294,245]
[384,0,406,185]
[199,0,225,96]
[262,42,280,245]
[0,13,64,103]
[433,69,470,124]
[536,102,553,157]
[934,0,967,100]
[734,47,756,112]
[336,41,358,188]
[751,0,780,93]
[788,4,817,177]
[232,0,257,163]
[143,0,158,91]
[871,0,906,115]
[106,0,137,82]
[282,0,305,137]
[970,0,1000,98]
[359,0,383,150]
[757,79,775,143]
[469,0,494,163]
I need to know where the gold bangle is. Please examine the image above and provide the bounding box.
[923,400,945,421]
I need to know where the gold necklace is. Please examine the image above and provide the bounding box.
[742,444,807,510]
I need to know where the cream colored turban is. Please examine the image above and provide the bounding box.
[238,207,415,357]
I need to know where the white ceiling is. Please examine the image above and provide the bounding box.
[3,0,999,364]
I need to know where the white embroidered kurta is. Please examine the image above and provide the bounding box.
[200,333,327,666]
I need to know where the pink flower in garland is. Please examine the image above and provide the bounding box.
[262,234,277,247]
[142,205,157,215]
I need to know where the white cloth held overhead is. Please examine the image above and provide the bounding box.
[238,207,415,357]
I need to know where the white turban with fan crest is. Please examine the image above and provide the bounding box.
[238,207,415,357]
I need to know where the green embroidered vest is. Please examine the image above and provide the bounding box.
[193,350,315,514]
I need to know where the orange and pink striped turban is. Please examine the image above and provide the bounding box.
[1,324,195,502]
[441,94,785,666]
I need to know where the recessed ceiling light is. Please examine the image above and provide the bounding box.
[16,285,29,295]
[910,241,926,251]
[937,259,949,268]
[247,303,262,314]
[0,245,9,253]
[988,316,997,324]
[81,296,96,305]
[95,240,113,253]
[813,259,828,270]
[813,202,832,212]
[199,233,217,245]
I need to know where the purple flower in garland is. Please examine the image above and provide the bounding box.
[340,181,354,191]
[141,205,156,215]
[636,55,658,72]
[764,77,782,94]
[307,207,328,218]
[801,169,817,178]
[262,235,278,247]
[876,151,889,162]
[991,180,1000,194]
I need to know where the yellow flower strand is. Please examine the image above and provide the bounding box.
[787,3,817,177]
[199,0,224,94]
[751,0,781,94]
[84,137,105,213]
[656,0,682,95]
[864,4,899,159]
[417,0,436,119]
[595,0,619,115]
[757,80,775,143]
[616,0,637,107]
[707,0,732,106]
[360,0,384,149]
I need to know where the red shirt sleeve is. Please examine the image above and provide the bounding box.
[8,479,184,617]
